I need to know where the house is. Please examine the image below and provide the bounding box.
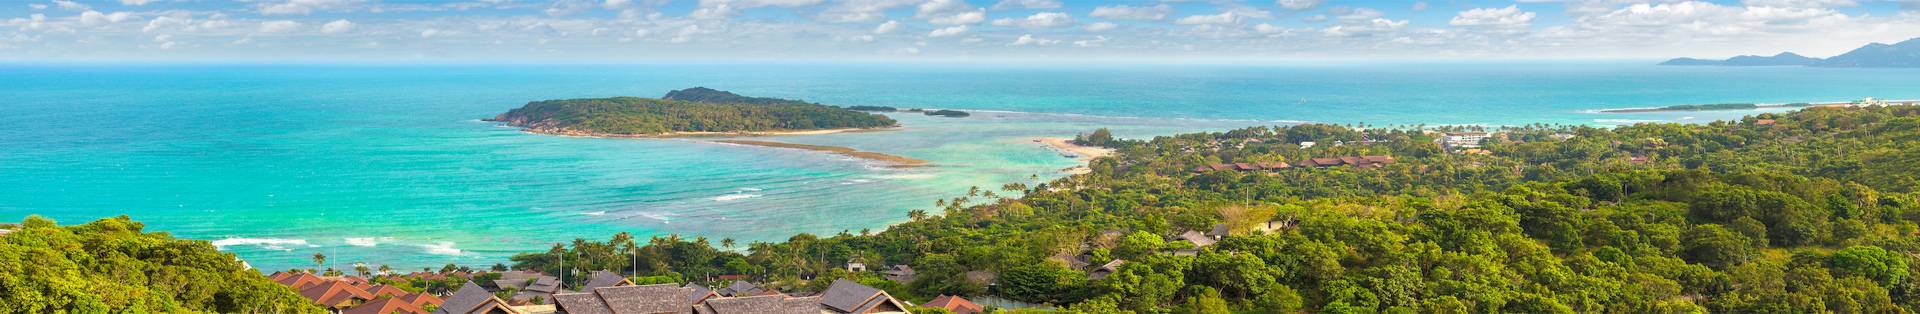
[300,280,376,310]
[583,271,634,291]
[1299,141,1316,149]
[550,284,697,314]
[819,279,911,314]
[399,292,445,309]
[277,272,329,290]
[434,282,522,314]
[344,297,429,314]
[1440,132,1492,150]
[684,284,722,304]
[495,274,565,304]
[1171,230,1216,257]
[716,281,764,297]
[923,295,983,314]
[846,260,868,272]
[692,295,825,314]
[1205,224,1230,239]
[880,265,916,283]
[1088,260,1126,281]
[366,285,411,299]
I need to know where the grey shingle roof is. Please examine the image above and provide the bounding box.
[694,295,823,314]
[584,271,631,291]
[551,292,615,314]
[716,281,759,297]
[820,279,905,313]
[594,284,694,314]
[433,282,518,314]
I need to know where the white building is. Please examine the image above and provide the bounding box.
[1440,132,1492,150]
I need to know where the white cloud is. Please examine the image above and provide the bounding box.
[928,25,968,37]
[1176,12,1243,25]
[79,10,134,26]
[917,0,986,25]
[1450,5,1536,28]
[991,12,1073,28]
[258,20,303,33]
[873,20,899,34]
[122,0,153,6]
[1322,18,1407,37]
[320,19,355,34]
[1008,34,1057,46]
[1072,35,1107,47]
[817,0,917,22]
[420,28,444,38]
[53,0,88,11]
[1089,4,1172,21]
[1253,23,1290,34]
[259,0,361,15]
[1276,0,1323,11]
[1083,22,1117,31]
[991,0,1061,10]
[1740,0,1857,9]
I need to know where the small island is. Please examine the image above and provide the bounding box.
[489,87,898,137]
[923,109,971,118]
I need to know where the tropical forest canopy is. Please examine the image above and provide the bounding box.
[510,105,1920,313]
[491,87,897,135]
[0,216,324,314]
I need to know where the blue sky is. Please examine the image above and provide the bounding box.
[4,0,1918,63]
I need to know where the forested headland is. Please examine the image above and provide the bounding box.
[489,87,898,136]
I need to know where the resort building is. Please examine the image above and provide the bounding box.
[551,284,699,314]
[1440,132,1492,150]
[1088,260,1126,281]
[880,265,916,283]
[582,271,635,291]
[344,298,429,314]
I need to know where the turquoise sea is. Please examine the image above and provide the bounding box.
[4,62,1917,271]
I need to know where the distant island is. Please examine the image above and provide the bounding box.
[1660,37,1920,67]
[489,87,898,137]
[923,109,971,118]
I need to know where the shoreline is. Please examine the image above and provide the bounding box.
[1035,137,1115,174]
[1594,99,1920,114]
[712,140,929,167]
[514,126,895,138]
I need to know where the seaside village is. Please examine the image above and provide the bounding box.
[247,124,1633,314]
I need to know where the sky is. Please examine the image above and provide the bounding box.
[4,0,1920,63]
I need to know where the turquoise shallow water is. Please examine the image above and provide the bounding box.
[3,62,1916,271]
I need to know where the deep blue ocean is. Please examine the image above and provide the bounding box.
[3,62,1915,271]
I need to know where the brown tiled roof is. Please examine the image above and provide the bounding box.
[1362,155,1394,164]
[1310,158,1343,166]
[399,293,443,308]
[684,284,720,303]
[300,280,375,308]
[278,273,328,290]
[1233,163,1260,171]
[1208,164,1235,171]
[343,297,428,314]
[366,285,410,298]
[924,295,984,314]
[1259,161,1290,169]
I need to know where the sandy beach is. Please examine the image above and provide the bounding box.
[1037,137,1115,161]
[713,140,929,167]
[1036,138,1115,174]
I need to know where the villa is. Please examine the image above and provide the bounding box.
[1440,132,1493,151]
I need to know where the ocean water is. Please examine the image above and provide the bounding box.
[3,62,1916,271]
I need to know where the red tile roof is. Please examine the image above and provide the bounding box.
[342,297,427,314]
[299,280,375,308]
[924,295,984,314]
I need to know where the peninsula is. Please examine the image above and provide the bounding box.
[1659,37,1920,68]
[488,87,898,137]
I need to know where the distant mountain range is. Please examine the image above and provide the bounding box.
[1660,37,1920,68]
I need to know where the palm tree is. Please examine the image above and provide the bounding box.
[355,264,371,278]
[378,264,392,275]
[311,253,326,269]
[908,209,927,221]
[720,238,735,249]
